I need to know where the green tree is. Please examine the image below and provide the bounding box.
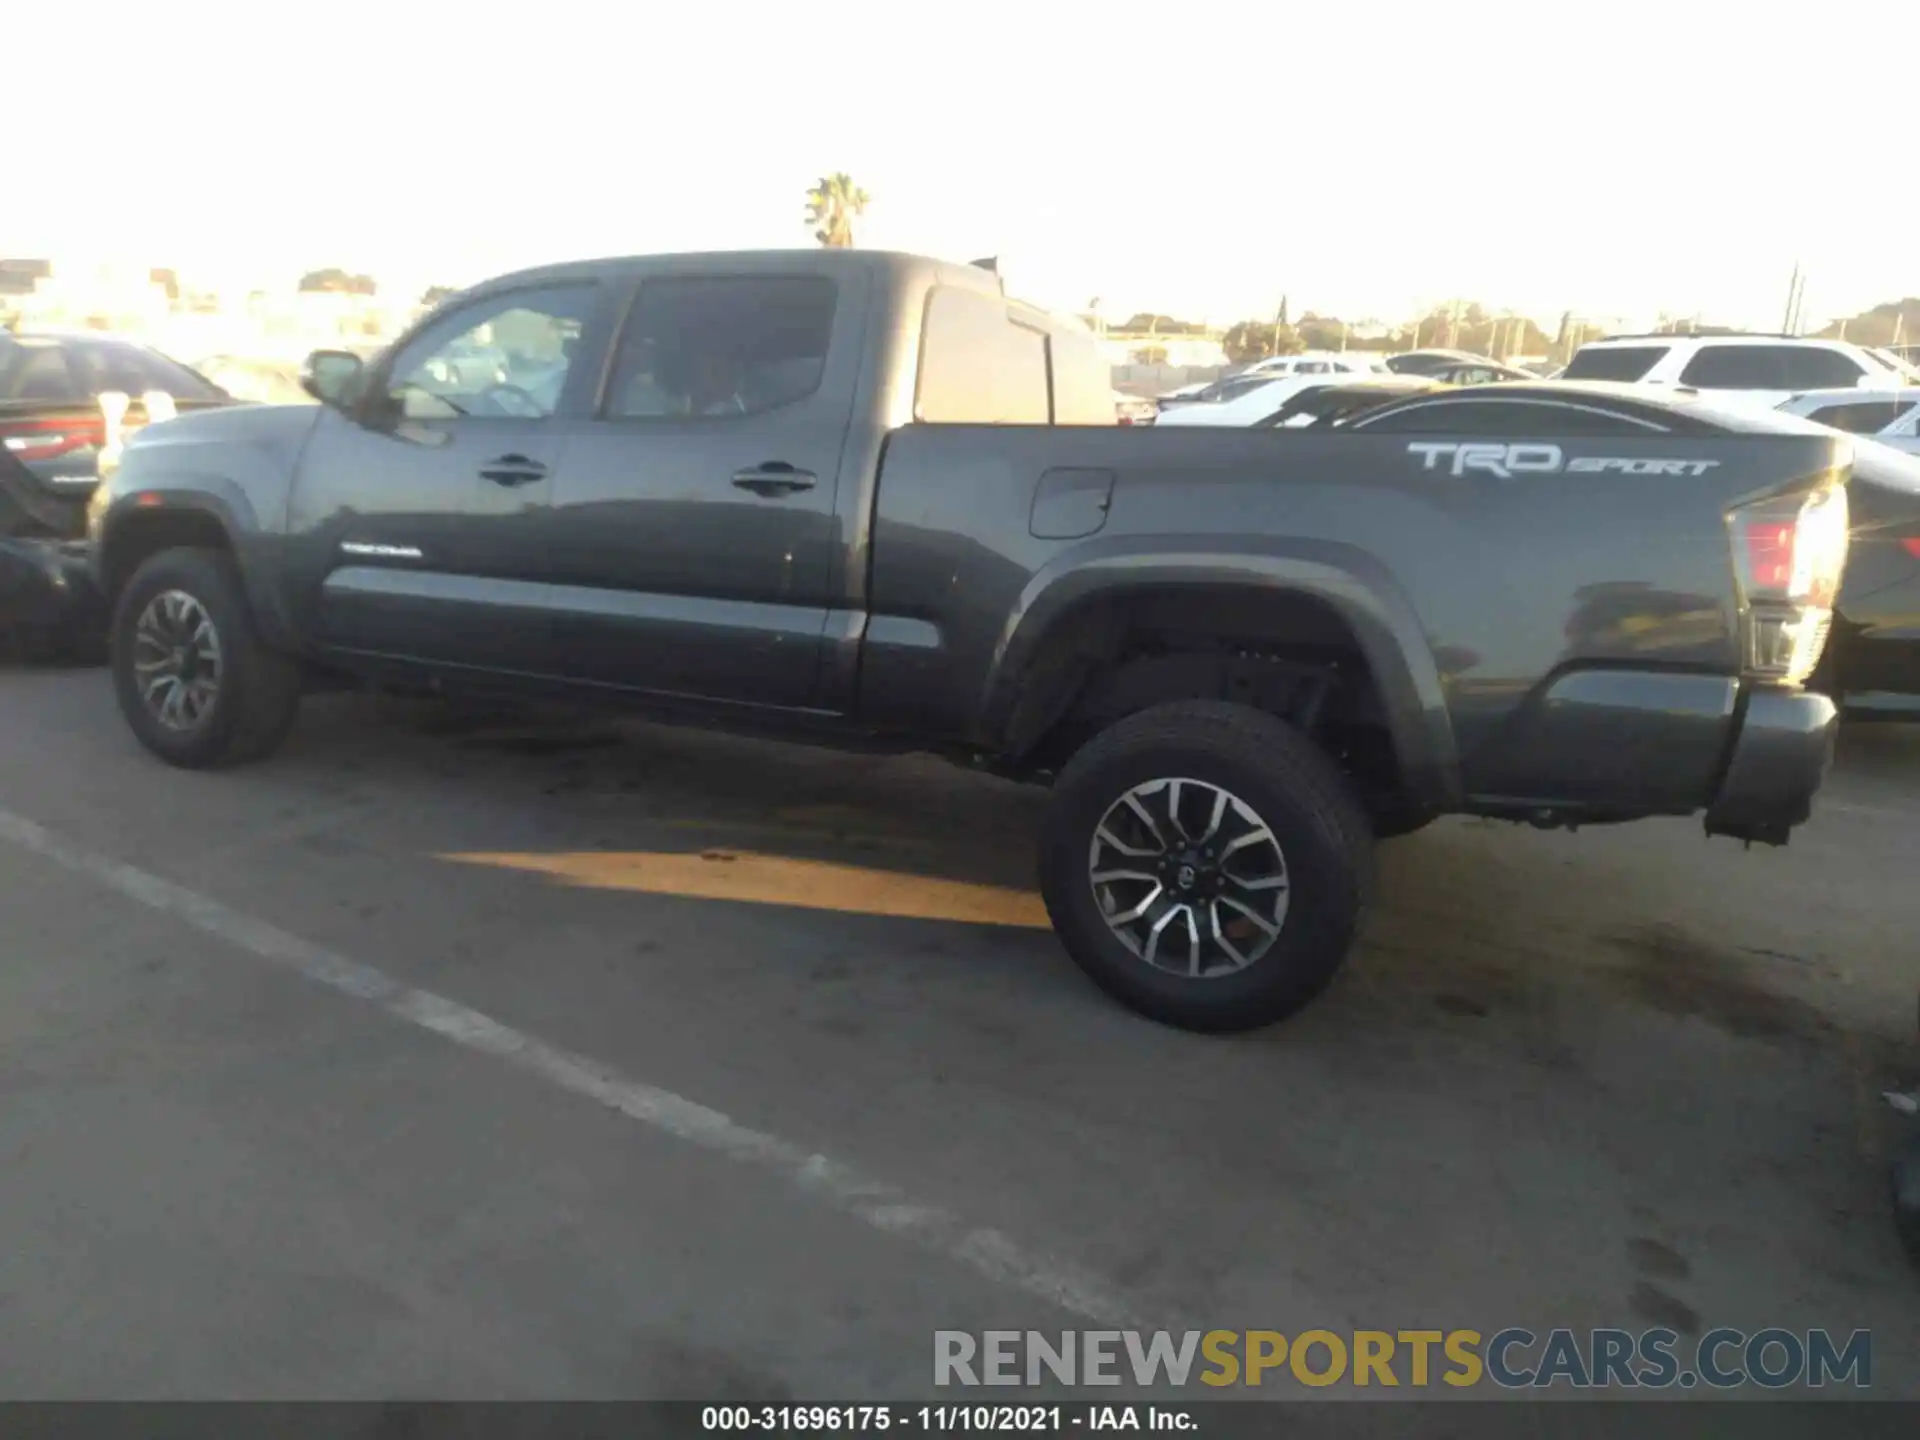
[1816,297,1920,346]
[1296,312,1347,351]
[804,173,870,248]
[299,268,376,296]
[1115,313,1206,336]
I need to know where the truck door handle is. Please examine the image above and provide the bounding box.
[479,454,547,486]
[731,463,816,496]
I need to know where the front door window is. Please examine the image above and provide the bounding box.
[385,285,595,421]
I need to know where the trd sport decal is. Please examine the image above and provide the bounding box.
[1407,442,1721,479]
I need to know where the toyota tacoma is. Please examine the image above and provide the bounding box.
[86,250,1852,1032]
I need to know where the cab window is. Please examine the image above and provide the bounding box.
[385,283,596,420]
[606,275,837,420]
[915,287,1050,424]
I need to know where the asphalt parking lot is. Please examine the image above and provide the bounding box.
[2,661,1918,1400]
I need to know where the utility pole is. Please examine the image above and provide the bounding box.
[1782,263,1806,335]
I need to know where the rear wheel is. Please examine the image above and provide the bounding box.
[110,547,301,768]
[1038,700,1375,1033]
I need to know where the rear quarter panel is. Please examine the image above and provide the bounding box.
[863,425,1846,806]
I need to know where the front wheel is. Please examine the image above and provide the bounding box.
[1038,700,1376,1033]
[110,546,301,768]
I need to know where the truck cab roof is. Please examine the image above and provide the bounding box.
[464,248,1009,302]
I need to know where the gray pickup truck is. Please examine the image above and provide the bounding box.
[86,249,1852,1032]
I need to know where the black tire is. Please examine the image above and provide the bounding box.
[110,546,301,768]
[1038,700,1375,1033]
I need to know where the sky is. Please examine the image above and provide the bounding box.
[13,0,1912,332]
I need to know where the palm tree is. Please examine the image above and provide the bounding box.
[804,173,869,248]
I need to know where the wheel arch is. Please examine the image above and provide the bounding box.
[97,480,295,648]
[978,541,1461,813]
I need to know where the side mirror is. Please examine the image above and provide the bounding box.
[300,349,365,408]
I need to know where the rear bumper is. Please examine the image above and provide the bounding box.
[1703,687,1838,846]
[0,537,103,639]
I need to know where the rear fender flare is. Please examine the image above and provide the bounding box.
[980,535,1461,812]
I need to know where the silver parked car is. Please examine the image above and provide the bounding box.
[1775,387,1920,456]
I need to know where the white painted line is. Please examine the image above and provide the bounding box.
[1822,800,1912,822]
[0,805,1164,1330]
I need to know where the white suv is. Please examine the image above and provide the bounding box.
[1561,334,1919,409]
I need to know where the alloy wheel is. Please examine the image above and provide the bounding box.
[1087,777,1291,978]
[132,589,224,732]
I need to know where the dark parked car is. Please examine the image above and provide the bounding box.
[87,250,1851,1033]
[2,330,230,538]
[1809,439,1920,717]
[2,330,230,654]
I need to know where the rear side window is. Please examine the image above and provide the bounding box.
[1351,398,1663,435]
[1678,344,1864,390]
[68,341,225,400]
[1677,345,1782,388]
[1776,347,1867,390]
[1047,323,1120,425]
[1561,345,1669,382]
[915,287,1050,424]
[1804,398,1917,434]
[607,276,835,420]
[0,339,80,402]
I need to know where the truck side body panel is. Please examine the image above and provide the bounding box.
[89,248,1849,833]
[859,424,1844,813]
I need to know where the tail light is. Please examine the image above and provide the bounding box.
[0,416,106,463]
[1903,537,1920,559]
[1728,480,1849,684]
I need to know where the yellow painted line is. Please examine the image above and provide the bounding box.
[441,848,1052,929]
[649,816,935,849]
